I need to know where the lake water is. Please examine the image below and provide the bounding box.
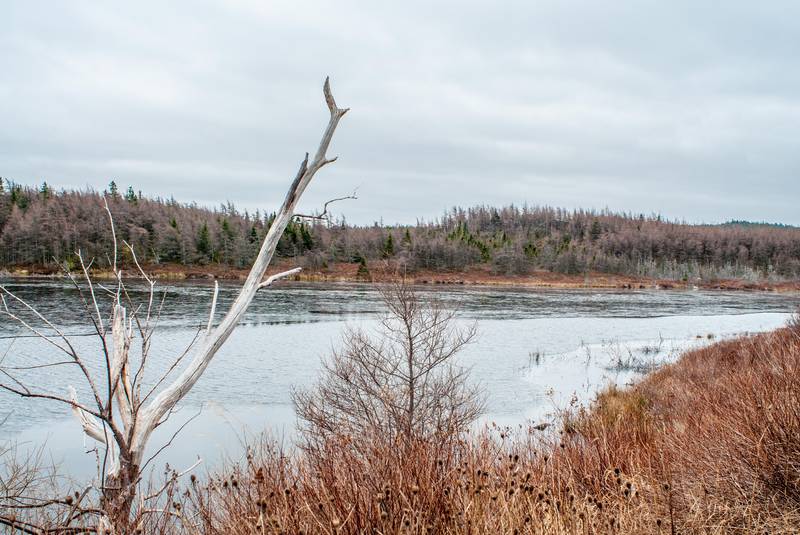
[0,279,796,481]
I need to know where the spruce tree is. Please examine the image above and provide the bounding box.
[196,223,212,262]
[590,220,602,242]
[355,253,370,280]
[382,233,395,258]
[125,186,138,204]
[39,181,50,200]
[300,224,314,251]
[402,228,412,246]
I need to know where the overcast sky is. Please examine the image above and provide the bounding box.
[2,1,799,225]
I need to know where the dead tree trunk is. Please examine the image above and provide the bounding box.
[0,77,348,531]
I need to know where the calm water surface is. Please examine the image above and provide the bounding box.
[0,279,796,479]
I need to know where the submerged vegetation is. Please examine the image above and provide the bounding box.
[2,180,800,281]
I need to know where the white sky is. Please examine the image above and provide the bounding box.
[2,1,799,225]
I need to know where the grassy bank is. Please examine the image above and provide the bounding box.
[4,261,800,292]
[180,319,799,534]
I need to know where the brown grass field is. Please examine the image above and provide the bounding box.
[5,261,800,292]
[178,317,800,534]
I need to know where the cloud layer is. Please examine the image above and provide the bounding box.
[2,1,798,224]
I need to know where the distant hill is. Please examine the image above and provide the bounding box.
[719,220,798,229]
[2,179,800,280]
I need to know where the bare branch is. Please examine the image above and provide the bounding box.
[132,76,348,458]
[257,268,302,290]
[206,281,219,332]
[294,189,358,224]
[139,409,202,475]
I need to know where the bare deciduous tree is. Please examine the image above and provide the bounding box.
[0,77,348,531]
[293,280,483,454]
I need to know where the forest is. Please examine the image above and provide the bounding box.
[2,179,800,280]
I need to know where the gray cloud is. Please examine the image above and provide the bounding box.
[1,0,798,225]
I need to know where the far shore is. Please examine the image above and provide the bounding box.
[4,261,800,293]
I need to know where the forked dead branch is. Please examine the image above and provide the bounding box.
[0,77,348,532]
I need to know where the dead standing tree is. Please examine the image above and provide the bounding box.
[0,77,348,530]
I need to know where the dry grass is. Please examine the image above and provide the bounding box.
[176,319,800,534]
[4,320,799,533]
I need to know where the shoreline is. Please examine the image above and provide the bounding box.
[3,262,800,292]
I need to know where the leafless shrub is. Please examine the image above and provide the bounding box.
[293,279,484,455]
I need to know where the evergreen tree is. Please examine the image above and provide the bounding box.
[300,224,314,251]
[354,252,370,280]
[218,218,237,264]
[590,220,602,242]
[382,233,395,258]
[196,223,212,262]
[125,186,138,204]
[108,180,119,199]
[10,183,27,210]
[39,181,51,200]
[402,228,412,246]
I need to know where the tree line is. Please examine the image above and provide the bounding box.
[1,179,799,280]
